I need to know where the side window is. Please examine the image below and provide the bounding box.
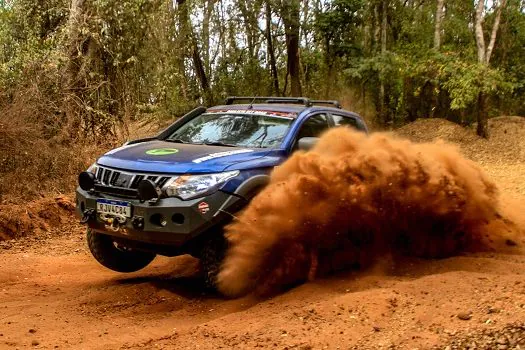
[296,114,330,140]
[332,114,359,129]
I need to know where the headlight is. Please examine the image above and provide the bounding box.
[87,163,98,175]
[164,170,239,200]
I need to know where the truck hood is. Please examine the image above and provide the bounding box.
[96,140,273,173]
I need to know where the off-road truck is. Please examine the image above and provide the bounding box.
[76,97,368,287]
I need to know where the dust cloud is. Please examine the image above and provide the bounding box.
[217,128,508,298]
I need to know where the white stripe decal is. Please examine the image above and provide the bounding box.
[192,149,254,164]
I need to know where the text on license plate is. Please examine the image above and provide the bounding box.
[96,199,131,217]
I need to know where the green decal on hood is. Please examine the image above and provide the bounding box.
[145,148,179,156]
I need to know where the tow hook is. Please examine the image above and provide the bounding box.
[100,214,127,232]
[80,209,96,224]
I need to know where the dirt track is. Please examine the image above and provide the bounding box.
[1,231,524,349]
[1,119,525,349]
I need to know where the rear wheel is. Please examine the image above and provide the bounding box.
[199,234,228,289]
[87,229,156,273]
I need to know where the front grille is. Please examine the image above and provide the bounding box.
[94,184,138,199]
[95,166,174,197]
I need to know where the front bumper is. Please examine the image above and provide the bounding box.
[75,187,246,246]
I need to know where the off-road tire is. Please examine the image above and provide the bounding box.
[87,229,156,273]
[200,234,228,290]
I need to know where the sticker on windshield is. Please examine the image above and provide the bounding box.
[145,148,179,156]
[193,149,253,164]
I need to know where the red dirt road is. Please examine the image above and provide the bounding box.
[2,120,525,349]
[1,231,524,349]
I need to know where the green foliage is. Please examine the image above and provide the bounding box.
[315,0,364,57]
[441,60,514,110]
[0,0,523,136]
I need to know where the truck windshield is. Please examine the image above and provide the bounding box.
[167,113,293,148]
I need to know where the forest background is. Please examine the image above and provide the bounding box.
[0,0,523,200]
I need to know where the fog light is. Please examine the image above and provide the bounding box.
[138,179,161,201]
[79,172,96,191]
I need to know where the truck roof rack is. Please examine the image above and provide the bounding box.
[225,96,311,106]
[224,96,342,109]
[311,100,342,109]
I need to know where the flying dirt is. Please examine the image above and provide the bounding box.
[217,127,509,297]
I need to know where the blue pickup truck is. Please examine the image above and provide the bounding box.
[76,96,368,287]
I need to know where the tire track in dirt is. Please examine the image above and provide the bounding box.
[0,237,252,350]
[1,232,524,349]
[125,251,525,349]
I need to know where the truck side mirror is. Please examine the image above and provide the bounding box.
[297,137,319,151]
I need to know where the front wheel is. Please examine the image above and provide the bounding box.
[199,234,228,289]
[87,229,156,273]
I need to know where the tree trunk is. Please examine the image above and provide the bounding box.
[65,0,86,89]
[486,0,507,64]
[473,0,507,138]
[64,0,87,136]
[363,3,373,54]
[476,92,488,138]
[202,0,213,78]
[266,0,280,95]
[301,0,310,47]
[173,0,188,99]
[279,0,302,97]
[178,0,213,105]
[373,4,380,51]
[192,43,212,104]
[238,0,256,60]
[381,1,387,59]
[324,48,334,98]
[434,0,445,50]
[475,0,486,64]
[379,0,387,124]
[474,0,487,137]
[431,0,446,118]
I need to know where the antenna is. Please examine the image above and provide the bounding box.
[248,97,257,110]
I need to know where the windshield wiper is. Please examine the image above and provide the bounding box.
[203,141,237,147]
[166,138,188,144]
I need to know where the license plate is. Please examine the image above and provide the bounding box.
[96,199,132,218]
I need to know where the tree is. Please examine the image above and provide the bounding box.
[177,0,213,105]
[315,0,364,97]
[277,0,302,96]
[434,0,445,50]
[379,0,388,123]
[265,0,280,95]
[64,0,93,137]
[0,0,523,138]
[474,0,508,138]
